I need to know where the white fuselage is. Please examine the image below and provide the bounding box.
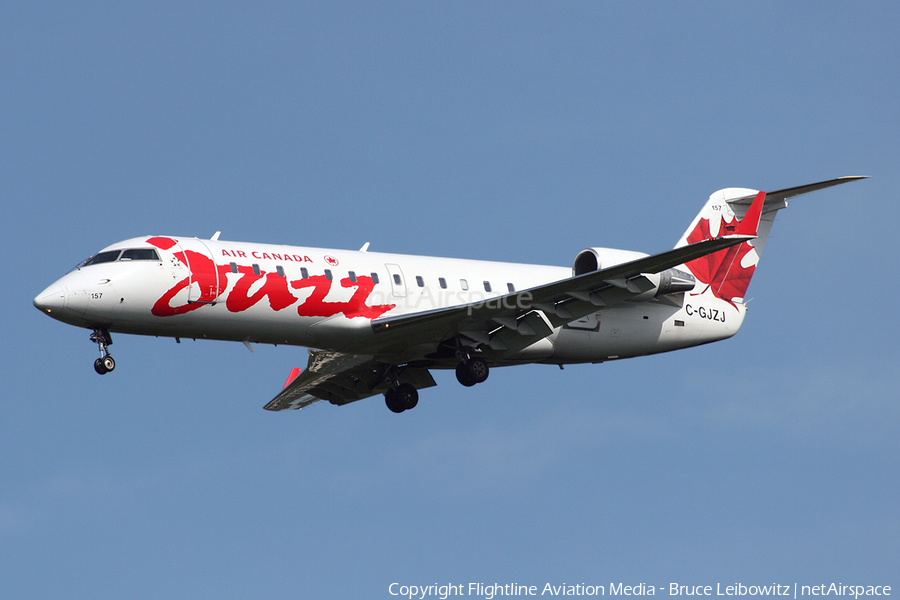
[34,235,745,369]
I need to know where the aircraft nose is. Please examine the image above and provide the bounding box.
[34,283,67,315]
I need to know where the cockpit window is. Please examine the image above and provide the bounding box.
[77,248,161,269]
[82,250,121,266]
[120,248,160,261]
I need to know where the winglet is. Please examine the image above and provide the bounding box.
[733,191,765,237]
[283,367,302,389]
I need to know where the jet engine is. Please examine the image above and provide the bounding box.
[572,247,696,300]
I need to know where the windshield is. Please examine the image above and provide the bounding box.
[120,248,160,261]
[74,248,161,270]
[80,250,121,267]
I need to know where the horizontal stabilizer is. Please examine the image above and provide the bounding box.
[729,176,868,206]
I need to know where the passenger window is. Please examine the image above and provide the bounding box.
[371,273,379,284]
[439,277,447,289]
[483,281,492,293]
[300,267,309,279]
[325,269,333,281]
[120,248,160,261]
[348,271,357,282]
[460,279,468,291]
[507,283,515,293]
[229,262,238,274]
[276,266,285,277]
[416,275,424,287]
[83,250,121,266]
[393,274,402,285]
[252,264,261,276]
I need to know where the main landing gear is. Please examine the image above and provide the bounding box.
[90,328,116,375]
[455,357,489,387]
[384,383,419,413]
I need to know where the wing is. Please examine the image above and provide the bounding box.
[264,349,436,411]
[267,226,756,409]
[366,234,754,355]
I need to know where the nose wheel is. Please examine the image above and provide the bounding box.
[90,328,115,374]
[94,355,116,374]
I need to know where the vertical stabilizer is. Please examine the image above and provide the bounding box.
[674,187,775,303]
[674,176,866,304]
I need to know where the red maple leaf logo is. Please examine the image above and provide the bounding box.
[684,214,757,302]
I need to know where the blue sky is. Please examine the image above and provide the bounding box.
[2,2,897,598]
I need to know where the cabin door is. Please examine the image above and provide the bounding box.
[177,239,222,304]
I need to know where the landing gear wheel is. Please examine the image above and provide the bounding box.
[397,383,418,410]
[464,357,489,384]
[456,363,477,387]
[90,328,115,375]
[385,384,419,413]
[385,388,406,413]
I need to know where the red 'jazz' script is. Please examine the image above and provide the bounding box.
[146,238,395,319]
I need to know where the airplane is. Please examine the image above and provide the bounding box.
[34,176,864,413]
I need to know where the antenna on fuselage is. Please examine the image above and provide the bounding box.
[211,231,221,241]
[359,242,370,252]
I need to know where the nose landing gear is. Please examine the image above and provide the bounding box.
[90,328,115,374]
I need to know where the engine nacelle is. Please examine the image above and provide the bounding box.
[572,247,696,300]
[572,247,649,276]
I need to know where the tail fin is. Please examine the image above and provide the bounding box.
[674,176,867,303]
